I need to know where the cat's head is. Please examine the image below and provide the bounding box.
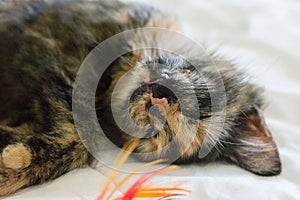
[105,53,281,176]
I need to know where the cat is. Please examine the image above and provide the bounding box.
[0,0,281,196]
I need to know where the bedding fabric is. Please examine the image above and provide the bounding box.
[3,0,300,199]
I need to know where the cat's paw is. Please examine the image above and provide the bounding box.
[1,143,32,169]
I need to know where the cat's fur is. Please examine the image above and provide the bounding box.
[0,0,281,196]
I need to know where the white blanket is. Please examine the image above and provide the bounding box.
[3,0,300,199]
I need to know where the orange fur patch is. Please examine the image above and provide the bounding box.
[2,143,32,169]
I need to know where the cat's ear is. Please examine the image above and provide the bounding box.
[223,107,281,176]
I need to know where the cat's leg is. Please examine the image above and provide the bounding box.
[0,122,89,196]
[0,126,33,195]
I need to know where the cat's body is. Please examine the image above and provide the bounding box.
[0,0,281,196]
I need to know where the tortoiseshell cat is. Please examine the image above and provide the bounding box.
[0,0,281,196]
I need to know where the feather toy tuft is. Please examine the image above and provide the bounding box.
[96,140,191,200]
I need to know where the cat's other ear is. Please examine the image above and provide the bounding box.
[223,107,281,176]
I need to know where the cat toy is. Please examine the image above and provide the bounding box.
[96,140,191,200]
